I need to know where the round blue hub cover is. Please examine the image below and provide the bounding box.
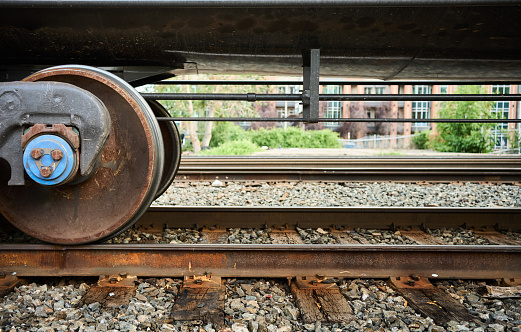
[23,134,76,185]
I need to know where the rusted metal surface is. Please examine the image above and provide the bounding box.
[294,276,338,290]
[0,244,520,279]
[138,206,521,231]
[21,124,80,149]
[148,100,181,199]
[0,66,162,244]
[0,275,26,297]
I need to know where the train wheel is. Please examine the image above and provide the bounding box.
[0,65,164,244]
[148,100,182,200]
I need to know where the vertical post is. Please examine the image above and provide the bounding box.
[302,49,320,123]
[390,85,399,149]
[431,85,441,134]
[403,85,413,147]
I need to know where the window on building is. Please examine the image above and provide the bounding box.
[375,87,385,94]
[324,85,341,127]
[440,85,448,94]
[364,87,372,94]
[491,85,511,149]
[412,85,431,132]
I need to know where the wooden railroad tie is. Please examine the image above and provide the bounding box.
[399,227,447,245]
[171,275,225,328]
[388,276,476,325]
[79,274,137,309]
[471,227,521,245]
[200,227,228,244]
[270,229,305,244]
[330,229,370,244]
[291,276,355,324]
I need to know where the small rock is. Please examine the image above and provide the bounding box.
[232,323,249,332]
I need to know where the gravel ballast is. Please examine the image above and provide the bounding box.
[2,278,520,331]
[153,182,521,208]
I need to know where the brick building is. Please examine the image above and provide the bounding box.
[275,79,519,149]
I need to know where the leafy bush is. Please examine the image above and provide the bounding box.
[199,140,262,155]
[412,130,432,150]
[248,127,341,149]
[208,124,342,152]
[209,122,248,148]
[431,85,496,153]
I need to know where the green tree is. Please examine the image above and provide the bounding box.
[431,85,496,153]
[142,74,268,152]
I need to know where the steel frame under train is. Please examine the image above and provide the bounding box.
[0,0,521,245]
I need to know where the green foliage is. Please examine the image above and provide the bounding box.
[209,122,248,148]
[412,130,432,150]
[199,140,262,155]
[209,124,341,152]
[431,85,496,153]
[247,127,342,149]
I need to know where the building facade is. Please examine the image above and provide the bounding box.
[274,79,519,150]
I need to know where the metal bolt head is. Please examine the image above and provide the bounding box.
[40,166,53,178]
[109,277,118,284]
[51,149,63,161]
[30,148,44,160]
[407,280,416,286]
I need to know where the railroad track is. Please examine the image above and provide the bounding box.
[1,205,520,328]
[177,156,521,182]
[2,206,520,278]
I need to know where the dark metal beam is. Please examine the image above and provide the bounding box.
[302,49,320,123]
[1,0,519,8]
[151,80,521,86]
[142,93,521,102]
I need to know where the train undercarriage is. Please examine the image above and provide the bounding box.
[0,0,521,244]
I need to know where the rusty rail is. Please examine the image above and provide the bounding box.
[0,244,519,279]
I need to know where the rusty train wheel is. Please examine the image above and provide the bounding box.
[148,100,182,200]
[0,65,164,244]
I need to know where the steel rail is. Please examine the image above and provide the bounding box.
[0,244,519,279]
[139,206,521,230]
[175,157,521,182]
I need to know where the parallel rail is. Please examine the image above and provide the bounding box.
[176,157,521,182]
[2,206,520,278]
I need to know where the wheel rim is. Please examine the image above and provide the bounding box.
[0,65,163,244]
[148,100,182,200]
